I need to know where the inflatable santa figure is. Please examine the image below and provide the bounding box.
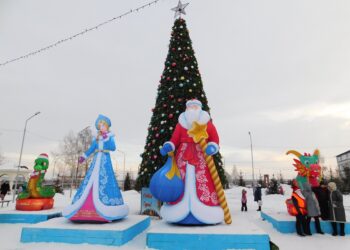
[159,99,224,224]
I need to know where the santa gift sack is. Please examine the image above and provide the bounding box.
[150,155,184,202]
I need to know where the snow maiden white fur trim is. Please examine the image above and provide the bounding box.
[62,150,129,220]
[82,133,114,159]
[160,163,224,224]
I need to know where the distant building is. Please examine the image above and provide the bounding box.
[336,150,350,178]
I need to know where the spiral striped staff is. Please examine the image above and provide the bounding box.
[188,121,232,224]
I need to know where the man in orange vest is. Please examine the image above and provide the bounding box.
[291,179,309,236]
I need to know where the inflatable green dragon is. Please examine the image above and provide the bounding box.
[286,149,321,190]
[17,153,55,199]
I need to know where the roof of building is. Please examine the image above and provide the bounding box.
[336,150,350,157]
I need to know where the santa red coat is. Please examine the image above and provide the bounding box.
[168,111,220,207]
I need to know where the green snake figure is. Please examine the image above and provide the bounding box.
[17,153,55,200]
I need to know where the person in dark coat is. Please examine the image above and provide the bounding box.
[0,181,10,200]
[312,180,330,220]
[254,184,262,211]
[302,182,324,234]
[291,180,308,236]
[328,182,346,236]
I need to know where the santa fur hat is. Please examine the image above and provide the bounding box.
[37,153,49,161]
[186,99,202,108]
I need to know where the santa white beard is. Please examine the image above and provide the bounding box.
[184,109,202,126]
[179,109,211,129]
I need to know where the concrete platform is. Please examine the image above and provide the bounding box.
[261,210,349,234]
[0,207,62,224]
[147,215,270,250]
[21,215,150,246]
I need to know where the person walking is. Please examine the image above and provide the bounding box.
[302,182,324,235]
[291,180,308,236]
[328,182,346,236]
[254,184,262,211]
[241,189,247,212]
[0,181,10,201]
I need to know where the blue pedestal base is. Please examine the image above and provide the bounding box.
[261,210,350,235]
[20,215,150,246]
[147,217,270,250]
[0,211,61,224]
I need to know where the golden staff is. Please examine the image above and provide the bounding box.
[188,121,232,224]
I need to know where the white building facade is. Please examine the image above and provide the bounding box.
[336,150,350,178]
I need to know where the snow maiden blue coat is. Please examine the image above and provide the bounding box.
[63,115,128,222]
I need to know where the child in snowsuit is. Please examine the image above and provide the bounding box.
[254,184,262,211]
[241,189,247,212]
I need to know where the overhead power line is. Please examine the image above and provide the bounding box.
[0,128,61,142]
[0,0,161,67]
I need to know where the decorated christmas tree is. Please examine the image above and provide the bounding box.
[135,16,227,190]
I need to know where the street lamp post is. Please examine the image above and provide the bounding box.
[52,157,58,179]
[12,111,41,202]
[69,126,90,198]
[248,131,255,187]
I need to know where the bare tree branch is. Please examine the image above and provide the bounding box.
[54,129,93,177]
[0,151,5,166]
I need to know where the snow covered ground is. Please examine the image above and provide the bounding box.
[0,185,349,250]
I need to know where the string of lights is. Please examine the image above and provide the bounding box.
[0,0,161,67]
[0,128,62,142]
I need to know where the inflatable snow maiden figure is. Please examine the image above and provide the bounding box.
[286,149,322,190]
[152,99,231,225]
[63,115,128,222]
[16,153,56,211]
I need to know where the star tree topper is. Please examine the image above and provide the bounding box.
[171,0,189,19]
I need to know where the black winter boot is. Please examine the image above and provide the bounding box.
[340,223,345,236]
[315,217,324,234]
[331,222,338,236]
[296,215,306,236]
[304,217,312,236]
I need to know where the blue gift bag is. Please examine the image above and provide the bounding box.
[150,154,184,202]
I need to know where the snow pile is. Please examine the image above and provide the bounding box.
[0,186,349,250]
